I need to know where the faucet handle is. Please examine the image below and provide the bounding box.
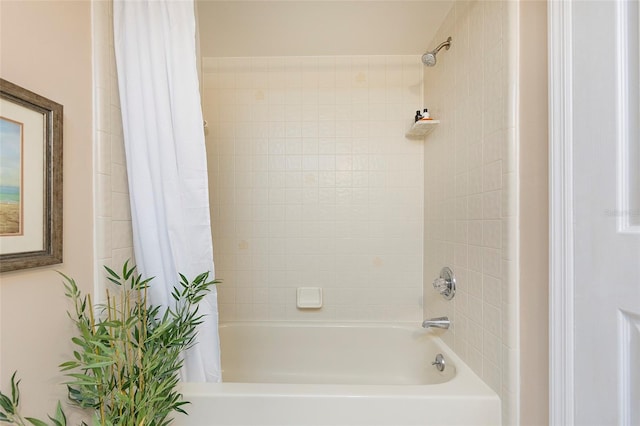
[432,267,456,300]
[433,277,448,293]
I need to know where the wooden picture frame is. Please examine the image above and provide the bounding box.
[0,78,63,272]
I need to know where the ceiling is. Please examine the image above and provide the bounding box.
[196,1,454,57]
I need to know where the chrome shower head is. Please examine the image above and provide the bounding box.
[421,52,437,67]
[421,36,452,67]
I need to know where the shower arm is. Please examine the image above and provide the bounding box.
[431,37,452,55]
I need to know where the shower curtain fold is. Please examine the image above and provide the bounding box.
[113,0,221,382]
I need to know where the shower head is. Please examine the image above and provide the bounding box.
[422,52,437,67]
[422,36,452,67]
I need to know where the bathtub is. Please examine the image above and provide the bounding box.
[176,322,500,426]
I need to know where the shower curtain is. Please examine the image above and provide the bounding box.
[113,0,221,382]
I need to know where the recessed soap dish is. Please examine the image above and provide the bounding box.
[297,287,322,309]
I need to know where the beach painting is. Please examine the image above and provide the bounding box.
[0,78,63,272]
[0,116,23,236]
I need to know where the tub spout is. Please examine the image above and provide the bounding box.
[422,316,450,329]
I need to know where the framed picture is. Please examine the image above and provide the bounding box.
[0,79,62,272]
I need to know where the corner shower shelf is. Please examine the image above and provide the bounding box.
[406,119,440,138]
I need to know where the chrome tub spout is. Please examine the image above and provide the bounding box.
[422,316,450,329]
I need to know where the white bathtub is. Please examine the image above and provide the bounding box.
[176,322,500,426]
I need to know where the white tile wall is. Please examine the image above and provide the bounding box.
[422,1,517,424]
[92,0,134,293]
[202,55,425,323]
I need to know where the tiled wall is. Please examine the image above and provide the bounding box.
[201,56,425,322]
[93,0,134,293]
[422,1,517,424]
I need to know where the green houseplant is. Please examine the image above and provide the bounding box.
[0,261,218,425]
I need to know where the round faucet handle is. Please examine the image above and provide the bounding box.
[433,277,448,292]
[432,267,456,300]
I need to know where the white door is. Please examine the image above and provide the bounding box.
[550,0,640,425]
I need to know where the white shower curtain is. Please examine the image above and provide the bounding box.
[113,0,221,382]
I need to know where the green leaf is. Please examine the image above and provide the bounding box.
[104,264,120,279]
[70,337,88,348]
[59,361,79,371]
[66,372,97,382]
[138,277,153,289]
[106,277,122,286]
[9,372,19,406]
[25,418,49,426]
[48,401,67,426]
[0,393,14,414]
[123,259,136,280]
[82,360,115,369]
[56,271,74,285]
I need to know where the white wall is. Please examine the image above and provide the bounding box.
[422,0,517,423]
[202,55,425,322]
